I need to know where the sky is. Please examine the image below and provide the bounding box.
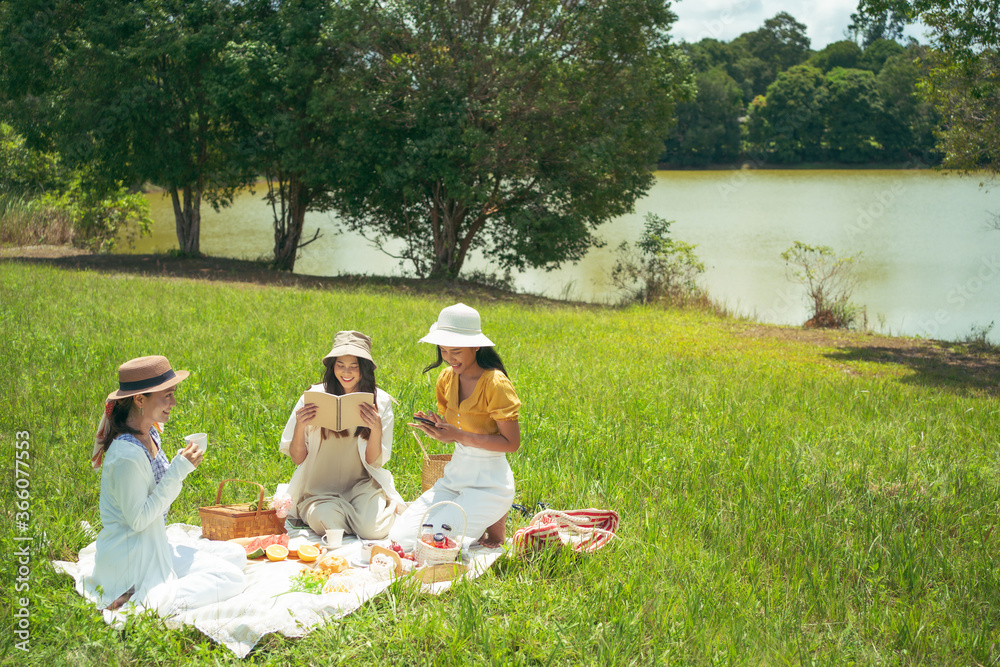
[670,0,930,49]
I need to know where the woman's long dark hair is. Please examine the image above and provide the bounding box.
[423,346,507,377]
[320,356,378,441]
[99,395,148,450]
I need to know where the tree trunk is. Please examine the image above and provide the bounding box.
[271,175,315,272]
[427,211,490,280]
[272,205,306,271]
[428,248,460,280]
[169,185,202,255]
[427,188,470,279]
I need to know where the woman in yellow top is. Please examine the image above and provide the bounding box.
[390,303,521,550]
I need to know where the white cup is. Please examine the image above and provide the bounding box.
[324,528,344,548]
[184,432,208,453]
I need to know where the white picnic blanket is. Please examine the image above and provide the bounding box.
[54,523,503,658]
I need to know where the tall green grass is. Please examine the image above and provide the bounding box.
[1,262,998,665]
[0,192,74,246]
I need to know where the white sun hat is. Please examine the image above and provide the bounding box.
[419,303,495,347]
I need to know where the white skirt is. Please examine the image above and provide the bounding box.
[389,445,514,551]
[167,538,247,613]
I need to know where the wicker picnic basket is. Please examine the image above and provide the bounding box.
[412,431,452,492]
[414,500,467,567]
[198,479,287,541]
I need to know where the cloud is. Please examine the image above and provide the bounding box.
[671,0,929,48]
[671,0,767,44]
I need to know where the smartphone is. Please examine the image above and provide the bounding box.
[413,416,437,427]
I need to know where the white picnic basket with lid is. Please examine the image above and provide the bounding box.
[413,500,467,567]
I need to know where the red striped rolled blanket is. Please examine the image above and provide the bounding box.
[512,508,619,554]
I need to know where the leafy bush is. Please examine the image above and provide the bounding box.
[962,321,996,352]
[39,174,152,252]
[0,123,76,245]
[611,213,708,306]
[782,241,864,328]
[0,122,64,196]
[1,123,151,251]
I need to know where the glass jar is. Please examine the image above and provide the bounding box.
[440,523,454,549]
[420,523,435,546]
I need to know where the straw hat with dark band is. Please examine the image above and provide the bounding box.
[106,355,189,401]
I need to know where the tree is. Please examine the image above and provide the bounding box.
[782,242,864,329]
[875,48,939,161]
[661,67,744,166]
[224,0,354,272]
[611,214,706,306]
[823,68,882,163]
[682,38,735,74]
[329,0,691,279]
[746,65,827,163]
[922,51,1000,173]
[725,47,771,102]
[810,40,863,72]
[847,6,909,48]
[685,14,812,103]
[0,0,245,255]
[0,122,62,197]
[859,0,1000,174]
[732,12,812,97]
[858,38,905,72]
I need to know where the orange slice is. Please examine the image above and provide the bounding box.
[297,544,320,562]
[265,544,289,561]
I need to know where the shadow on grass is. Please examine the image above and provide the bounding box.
[825,342,1000,397]
[1,252,564,306]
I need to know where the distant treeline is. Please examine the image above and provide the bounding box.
[660,12,939,167]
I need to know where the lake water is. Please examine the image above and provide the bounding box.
[133,170,1000,343]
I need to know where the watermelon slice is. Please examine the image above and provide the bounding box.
[244,534,288,559]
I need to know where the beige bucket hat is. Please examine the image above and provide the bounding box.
[323,330,376,368]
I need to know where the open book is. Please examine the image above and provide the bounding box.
[303,391,374,431]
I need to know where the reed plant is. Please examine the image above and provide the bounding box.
[0,192,75,246]
[1,262,997,665]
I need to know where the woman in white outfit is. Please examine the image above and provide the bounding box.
[390,303,521,551]
[88,356,245,613]
[279,331,405,539]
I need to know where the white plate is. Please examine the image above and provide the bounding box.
[351,539,389,566]
[287,536,318,552]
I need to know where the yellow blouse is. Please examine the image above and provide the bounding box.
[435,368,520,435]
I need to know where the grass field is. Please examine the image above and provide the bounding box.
[1,260,998,665]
